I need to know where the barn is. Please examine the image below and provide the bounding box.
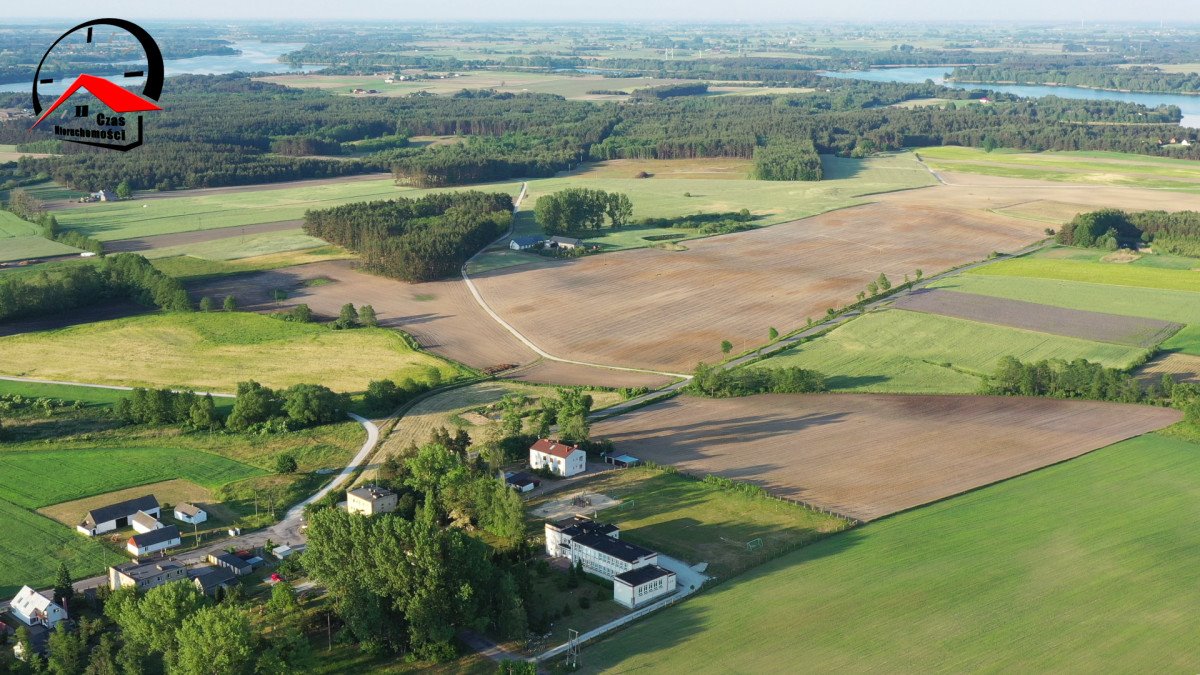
[77,495,160,536]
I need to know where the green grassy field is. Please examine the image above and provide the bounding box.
[51,179,523,242]
[0,446,265,509]
[0,498,124,596]
[918,146,1200,190]
[0,210,37,238]
[0,235,84,262]
[968,256,1200,293]
[1161,324,1200,356]
[555,466,850,578]
[583,432,1200,673]
[0,312,465,393]
[756,310,1147,393]
[930,275,1200,324]
[143,228,336,261]
[150,246,354,281]
[0,379,137,407]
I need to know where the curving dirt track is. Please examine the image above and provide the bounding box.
[591,393,1183,521]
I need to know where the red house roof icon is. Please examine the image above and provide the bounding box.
[31,73,161,128]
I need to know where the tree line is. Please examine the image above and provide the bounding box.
[690,362,828,397]
[113,379,346,433]
[1057,208,1200,256]
[533,188,633,235]
[948,64,1200,95]
[303,191,513,282]
[0,254,189,322]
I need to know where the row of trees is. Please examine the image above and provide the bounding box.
[0,253,190,322]
[303,191,514,282]
[113,380,348,433]
[984,356,1150,403]
[691,362,828,397]
[533,188,633,235]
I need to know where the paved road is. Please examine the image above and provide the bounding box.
[459,183,691,382]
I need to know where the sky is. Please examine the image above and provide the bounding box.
[6,0,1200,23]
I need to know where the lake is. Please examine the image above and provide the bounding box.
[825,66,1200,128]
[3,41,307,94]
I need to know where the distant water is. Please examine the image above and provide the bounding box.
[825,67,1200,128]
[2,41,307,95]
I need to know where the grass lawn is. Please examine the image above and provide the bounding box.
[583,432,1200,673]
[967,256,1200,293]
[0,379,131,406]
[52,179,523,242]
[575,466,850,578]
[0,312,465,393]
[0,446,265,509]
[0,498,124,596]
[756,309,1148,393]
[931,274,1200,324]
[918,146,1200,190]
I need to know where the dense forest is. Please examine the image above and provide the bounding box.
[0,254,191,322]
[752,140,823,181]
[1057,208,1200,256]
[303,191,514,281]
[949,65,1200,94]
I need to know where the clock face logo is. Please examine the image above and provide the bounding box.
[29,19,164,151]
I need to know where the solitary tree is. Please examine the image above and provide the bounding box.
[223,295,237,312]
[877,273,892,292]
[275,454,298,474]
[720,340,733,355]
[359,304,378,328]
[915,268,924,281]
[115,179,133,200]
[335,303,359,329]
[54,562,74,607]
[198,296,214,313]
[768,327,779,341]
[866,280,879,296]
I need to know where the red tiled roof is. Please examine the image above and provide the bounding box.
[530,438,581,459]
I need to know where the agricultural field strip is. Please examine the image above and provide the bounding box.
[590,393,1181,522]
[0,498,124,596]
[1136,352,1200,384]
[891,288,1182,348]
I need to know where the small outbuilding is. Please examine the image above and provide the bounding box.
[190,566,237,596]
[605,454,641,468]
[127,525,181,557]
[509,236,544,251]
[130,510,163,534]
[207,552,253,576]
[173,503,207,525]
[504,471,541,493]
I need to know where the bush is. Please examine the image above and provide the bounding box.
[275,454,298,474]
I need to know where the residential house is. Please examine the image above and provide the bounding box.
[613,565,677,609]
[347,486,398,516]
[8,587,66,628]
[127,525,181,557]
[173,503,207,525]
[130,510,163,534]
[108,559,187,591]
[544,515,619,558]
[529,438,587,477]
[547,235,583,250]
[207,552,253,576]
[509,236,544,251]
[78,495,159,536]
[190,566,237,596]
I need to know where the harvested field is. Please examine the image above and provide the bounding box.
[500,360,675,389]
[1136,352,1200,385]
[590,393,1181,521]
[892,288,1182,348]
[474,202,1048,373]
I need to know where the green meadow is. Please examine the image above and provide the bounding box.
[0,499,124,596]
[585,433,1200,673]
[918,146,1200,190]
[969,256,1200,293]
[756,309,1147,393]
[930,275,1200,324]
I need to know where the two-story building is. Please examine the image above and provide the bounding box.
[8,587,66,629]
[613,565,677,609]
[108,559,188,591]
[347,485,398,516]
[544,515,619,557]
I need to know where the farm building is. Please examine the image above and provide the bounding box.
[77,495,159,536]
[91,189,116,202]
[130,510,163,534]
[108,559,187,591]
[547,236,583,250]
[347,485,398,516]
[509,236,544,251]
[8,587,66,628]
[207,552,253,576]
[190,566,237,596]
[613,565,677,609]
[545,515,619,557]
[530,438,587,477]
[126,525,181,557]
[505,471,541,493]
[174,503,207,524]
[605,453,641,468]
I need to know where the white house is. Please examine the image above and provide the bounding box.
[529,438,587,477]
[544,516,619,557]
[8,587,67,628]
[613,565,677,609]
[130,510,163,534]
[509,236,544,251]
[126,525,181,557]
[78,495,159,536]
[173,503,207,525]
[347,485,398,516]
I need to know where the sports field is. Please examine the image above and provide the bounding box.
[0,498,124,596]
[0,312,464,393]
[50,177,522,241]
[0,446,264,509]
[755,310,1147,393]
[583,433,1200,673]
[919,146,1200,191]
[591,393,1179,521]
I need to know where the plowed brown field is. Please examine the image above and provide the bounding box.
[591,393,1181,521]
[1137,352,1200,385]
[473,202,1045,372]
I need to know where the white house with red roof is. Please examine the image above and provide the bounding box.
[529,438,587,477]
